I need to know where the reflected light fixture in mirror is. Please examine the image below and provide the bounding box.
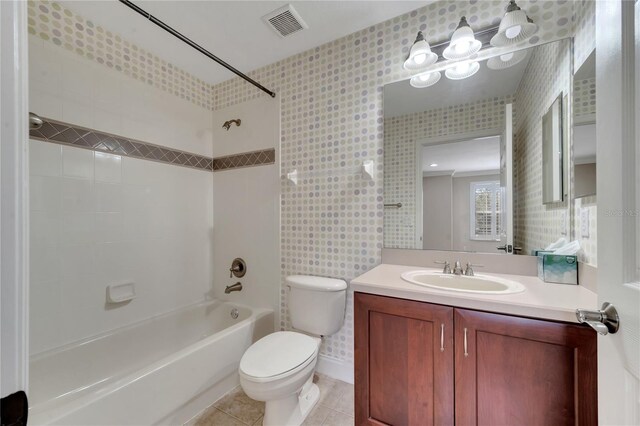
[403,31,438,72]
[410,71,442,88]
[487,50,528,70]
[491,0,538,46]
[445,61,480,80]
[443,17,482,60]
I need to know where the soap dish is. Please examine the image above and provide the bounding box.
[106,281,136,303]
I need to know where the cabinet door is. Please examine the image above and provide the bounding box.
[454,308,597,426]
[354,292,454,426]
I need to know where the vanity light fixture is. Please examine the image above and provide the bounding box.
[490,0,538,46]
[403,31,438,72]
[442,17,482,60]
[409,71,442,88]
[445,61,480,80]
[487,50,528,70]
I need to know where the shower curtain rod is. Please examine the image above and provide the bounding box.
[119,0,276,98]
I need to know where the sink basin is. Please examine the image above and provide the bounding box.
[401,270,525,295]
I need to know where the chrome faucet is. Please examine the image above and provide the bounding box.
[225,282,243,294]
[464,262,483,276]
[434,260,451,274]
[452,260,464,275]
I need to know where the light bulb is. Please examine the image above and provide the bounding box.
[430,163,438,167]
[500,52,514,62]
[456,62,470,73]
[419,74,429,82]
[414,53,426,65]
[505,25,522,39]
[454,40,470,54]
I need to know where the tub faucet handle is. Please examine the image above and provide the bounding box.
[229,258,246,278]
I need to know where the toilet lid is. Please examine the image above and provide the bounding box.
[240,331,318,379]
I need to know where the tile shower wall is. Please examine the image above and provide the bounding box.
[211,97,281,322]
[383,95,513,249]
[513,39,571,254]
[28,17,214,353]
[30,140,213,353]
[29,0,578,367]
[209,1,574,366]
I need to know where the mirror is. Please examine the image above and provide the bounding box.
[542,94,564,204]
[384,38,573,254]
[573,50,596,199]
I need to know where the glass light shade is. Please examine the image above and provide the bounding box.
[490,1,538,46]
[443,18,482,60]
[410,71,441,88]
[445,61,480,80]
[487,50,528,70]
[403,32,438,72]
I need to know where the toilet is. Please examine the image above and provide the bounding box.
[239,275,347,426]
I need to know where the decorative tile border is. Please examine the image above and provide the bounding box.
[29,117,276,172]
[30,117,213,171]
[212,149,276,171]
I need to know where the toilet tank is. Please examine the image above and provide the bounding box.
[286,275,347,336]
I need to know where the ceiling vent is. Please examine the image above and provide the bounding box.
[262,4,308,38]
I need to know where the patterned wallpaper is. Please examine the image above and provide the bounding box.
[29,0,577,364]
[573,0,596,70]
[383,95,513,249]
[27,0,215,110]
[574,78,596,119]
[513,38,572,255]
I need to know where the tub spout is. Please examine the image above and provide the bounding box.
[225,282,243,294]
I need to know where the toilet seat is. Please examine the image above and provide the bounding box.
[240,331,320,383]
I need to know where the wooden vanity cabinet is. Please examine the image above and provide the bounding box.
[354,292,454,425]
[354,292,598,426]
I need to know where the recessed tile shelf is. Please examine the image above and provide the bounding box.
[29,116,276,172]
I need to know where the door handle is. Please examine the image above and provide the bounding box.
[496,245,507,252]
[576,302,620,335]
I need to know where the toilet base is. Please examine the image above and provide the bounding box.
[262,376,319,426]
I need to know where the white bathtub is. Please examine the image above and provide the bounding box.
[28,300,273,425]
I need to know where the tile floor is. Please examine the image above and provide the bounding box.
[193,374,354,426]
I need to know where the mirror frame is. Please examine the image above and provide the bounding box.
[542,93,565,204]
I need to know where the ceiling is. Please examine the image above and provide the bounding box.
[422,136,501,175]
[385,49,533,118]
[60,1,427,86]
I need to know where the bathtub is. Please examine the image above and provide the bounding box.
[28,300,273,425]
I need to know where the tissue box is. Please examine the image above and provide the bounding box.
[537,254,578,285]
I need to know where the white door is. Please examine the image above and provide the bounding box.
[499,103,514,254]
[592,1,640,423]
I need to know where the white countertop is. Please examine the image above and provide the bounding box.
[351,264,598,323]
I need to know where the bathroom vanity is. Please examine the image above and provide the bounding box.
[352,264,598,426]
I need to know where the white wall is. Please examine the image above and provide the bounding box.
[211,97,280,325]
[422,175,452,250]
[28,37,214,354]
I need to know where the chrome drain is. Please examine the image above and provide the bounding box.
[230,308,239,319]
